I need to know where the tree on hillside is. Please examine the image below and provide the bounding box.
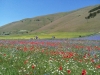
[97,10,100,13]
[85,5,100,21]
[85,17,89,23]
[89,5,100,13]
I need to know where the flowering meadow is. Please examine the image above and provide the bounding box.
[0,39,100,75]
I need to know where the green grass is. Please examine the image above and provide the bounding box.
[0,32,94,39]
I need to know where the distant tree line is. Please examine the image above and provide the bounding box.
[34,19,40,21]
[89,5,100,13]
[0,32,11,35]
[0,30,30,35]
[85,12,97,19]
[85,5,100,20]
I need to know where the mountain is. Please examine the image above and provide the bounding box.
[0,4,100,35]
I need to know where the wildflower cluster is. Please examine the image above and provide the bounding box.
[0,39,100,75]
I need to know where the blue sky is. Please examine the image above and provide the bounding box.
[0,0,100,26]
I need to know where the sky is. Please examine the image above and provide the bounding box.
[0,0,100,26]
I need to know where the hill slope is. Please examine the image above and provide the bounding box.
[34,5,100,33]
[0,12,69,34]
[0,4,100,35]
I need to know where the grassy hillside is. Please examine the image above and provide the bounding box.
[0,12,69,34]
[34,5,100,33]
[0,4,100,35]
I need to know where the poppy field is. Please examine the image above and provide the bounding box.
[0,39,100,75]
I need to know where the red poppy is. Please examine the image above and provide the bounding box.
[82,69,87,75]
[67,69,71,74]
[32,65,35,69]
[23,46,28,51]
[96,65,100,69]
[59,66,63,70]
[90,58,95,63]
[3,54,6,56]
[24,60,28,64]
[41,50,44,53]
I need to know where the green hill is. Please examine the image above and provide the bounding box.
[0,4,100,35]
